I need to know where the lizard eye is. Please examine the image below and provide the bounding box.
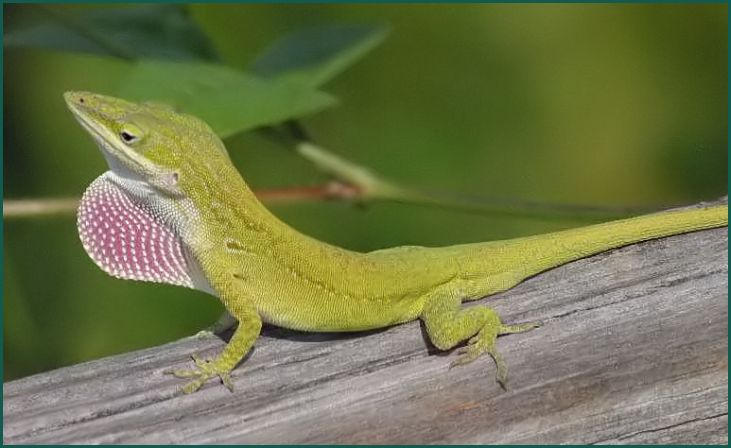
[120,131,137,143]
[119,124,143,145]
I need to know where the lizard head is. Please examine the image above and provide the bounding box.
[64,91,229,197]
[65,91,229,292]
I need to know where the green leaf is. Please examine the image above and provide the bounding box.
[250,24,389,87]
[117,60,337,138]
[4,4,218,61]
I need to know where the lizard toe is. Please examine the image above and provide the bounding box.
[165,354,236,393]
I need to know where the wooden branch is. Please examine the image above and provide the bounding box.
[3,205,728,444]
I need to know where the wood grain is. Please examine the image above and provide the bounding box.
[4,204,728,444]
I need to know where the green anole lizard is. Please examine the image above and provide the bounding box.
[65,91,728,394]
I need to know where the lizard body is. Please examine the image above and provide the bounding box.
[65,91,728,393]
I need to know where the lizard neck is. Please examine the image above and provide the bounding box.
[179,158,342,263]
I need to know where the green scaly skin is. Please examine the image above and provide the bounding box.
[64,91,729,394]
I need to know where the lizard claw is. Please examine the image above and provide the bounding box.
[164,353,235,393]
[450,339,509,388]
[449,339,484,368]
[499,321,541,335]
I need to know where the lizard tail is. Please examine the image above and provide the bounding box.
[509,204,728,277]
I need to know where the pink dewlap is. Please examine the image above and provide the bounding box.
[77,175,194,288]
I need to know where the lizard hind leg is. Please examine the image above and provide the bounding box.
[420,287,539,388]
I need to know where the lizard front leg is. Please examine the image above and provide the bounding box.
[167,279,262,394]
[420,286,539,388]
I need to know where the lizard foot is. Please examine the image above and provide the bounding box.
[450,319,540,389]
[165,354,234,394]
[194,329,216,339]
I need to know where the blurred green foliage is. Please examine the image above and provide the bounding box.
[3,4,727,381]
[118,60,337,137]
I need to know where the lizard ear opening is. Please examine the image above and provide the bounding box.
[148,170,183,197]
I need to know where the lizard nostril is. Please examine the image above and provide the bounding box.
[79,98,85,103]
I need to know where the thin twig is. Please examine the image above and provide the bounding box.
[3,198,80,219]
[254,181,360,202]
[3,183,360,220]
[293,141,655,222]
[261,123,652,222]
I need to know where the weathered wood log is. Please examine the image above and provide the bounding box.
[3,203,728,444]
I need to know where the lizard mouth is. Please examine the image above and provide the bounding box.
[64,91,153,183]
